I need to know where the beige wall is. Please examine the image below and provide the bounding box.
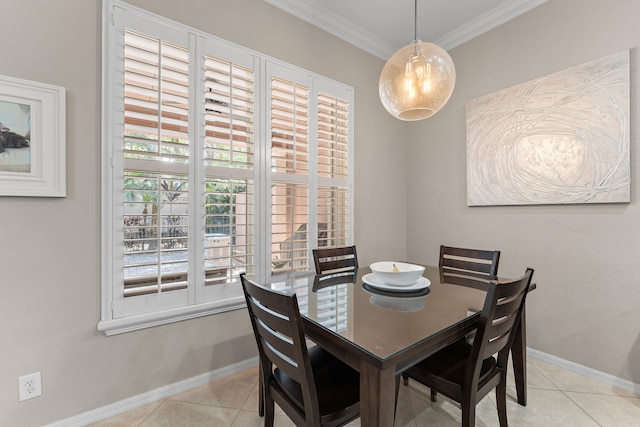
[0,1,405,425]
[407,0,640,384]
[2,0,638,425]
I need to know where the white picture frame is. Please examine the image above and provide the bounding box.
[0,74,66,197]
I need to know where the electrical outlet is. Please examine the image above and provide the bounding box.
[18,372,42,401]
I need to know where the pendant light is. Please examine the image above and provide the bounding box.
[379,0,456,121]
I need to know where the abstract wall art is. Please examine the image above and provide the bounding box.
[466,49,630,206]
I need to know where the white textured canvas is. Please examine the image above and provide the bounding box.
[466,50,630,206]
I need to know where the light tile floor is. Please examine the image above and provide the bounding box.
[90,358,640,426]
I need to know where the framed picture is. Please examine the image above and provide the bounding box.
[0,74,65,197]
[466,50,629,206]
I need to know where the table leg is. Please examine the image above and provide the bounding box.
[359,361,396,426]
[511,305,528,406]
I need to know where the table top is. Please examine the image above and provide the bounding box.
[265,265,494,363]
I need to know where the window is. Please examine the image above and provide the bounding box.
[100,1,353,334]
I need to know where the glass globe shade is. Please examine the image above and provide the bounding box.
[379,40,456,121]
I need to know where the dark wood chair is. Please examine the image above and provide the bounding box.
[312,245,358,275]
[402,245,501,386]
[240,273,360,427]
[439,245,501,276]
[312,270,358,292]
[402,268,534,427]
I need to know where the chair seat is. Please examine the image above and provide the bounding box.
[402,268,532,427]
[404,339,498,401]
[274,345,360,421]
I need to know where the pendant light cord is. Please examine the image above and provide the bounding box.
[414,0,418,42]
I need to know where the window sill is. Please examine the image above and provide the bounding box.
[97,297,246,335]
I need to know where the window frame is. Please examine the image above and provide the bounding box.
[100,0,354,335]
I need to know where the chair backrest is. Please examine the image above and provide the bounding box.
[468,268,533,383]
[313,270,358,292]
[313,245,359,275]
[439,245,500,276]
[240,273,321,423]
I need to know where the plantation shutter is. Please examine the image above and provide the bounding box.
[115,16,259,314]
[120,23,192,309]
[103,1,354,333]
[270,74,311,275]
[314,91,351,332]
[202,49,256,289]
[317,93,350,248]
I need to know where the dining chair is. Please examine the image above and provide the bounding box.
[312,245,359,275]
[439,245,501,276]
[402,268,534,427]
[240,273,360,427]
[402,245,501,386]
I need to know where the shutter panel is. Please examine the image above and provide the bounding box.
[205,178,254,284]
[271,183,309,274]
[204,56,254,169]
[317,186,348,248]
[123,30,189,164]
[317,92,350,249]
[271,77,309,175]
[122,28,190,297]
[270,76,311,274]
[123,172,189,297]
[317,93,349,179]
[203,53,256,285]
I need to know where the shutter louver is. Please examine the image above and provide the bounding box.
[123,30,189,164]
[205,178,254,284]
[317,92,350,250]
[318,93,349,179]
[317,186,348,248]
[205,56,254,169]
[123,172,189,296]
[271,183,309,274]
[203,54,256,284]
[270,76,311,274]
[271,78,309,175]
[122,29,190,297]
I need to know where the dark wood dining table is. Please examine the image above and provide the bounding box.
[267,264,533,426]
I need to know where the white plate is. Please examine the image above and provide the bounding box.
[362,273,430,292]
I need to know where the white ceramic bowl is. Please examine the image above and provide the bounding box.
[370,261,425,286]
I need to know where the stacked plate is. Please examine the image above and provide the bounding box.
[364,261,430,292]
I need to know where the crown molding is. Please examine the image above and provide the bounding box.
[435,0,548,50]
[264,0,396,60]
[265,0,547,60]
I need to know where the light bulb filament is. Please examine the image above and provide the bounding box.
[404,54,433,95]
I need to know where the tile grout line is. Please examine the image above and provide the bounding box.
[138,400,166,427]
[530,361,604,427]
[560,390,603,427]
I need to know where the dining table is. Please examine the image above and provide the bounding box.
[266,264,534,426]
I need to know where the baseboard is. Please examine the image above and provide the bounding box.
[46,349,639,426]
[45,356,259,427]
[527,348,640,395]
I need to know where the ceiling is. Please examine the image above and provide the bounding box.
[265,0,547,60]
